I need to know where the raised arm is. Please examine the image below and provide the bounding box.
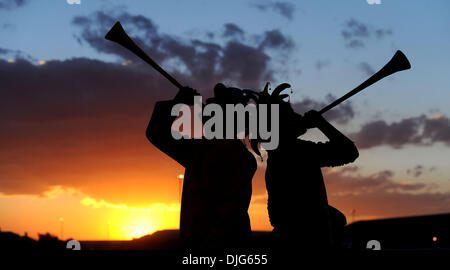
[146,87,199,168]
[303,110,359,167]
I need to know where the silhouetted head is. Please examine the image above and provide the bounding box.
[206,83,252,106]
[258,83,306,143]
[204,83,258,140]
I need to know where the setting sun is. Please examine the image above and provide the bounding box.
[127,225,155,239]
[104,204,180,240]
[121,217,156,239]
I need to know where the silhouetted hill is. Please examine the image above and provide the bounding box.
[81,230,180,250]
[0,231,66,250]
[81,230,272,250]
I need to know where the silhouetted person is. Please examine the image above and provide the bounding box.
[259,83,359,251]
[146,84,257,249]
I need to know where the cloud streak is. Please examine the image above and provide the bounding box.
[222,23,244,39]
[350,114,450,149]
[324,167,450,219]
[324,168,426,195]
[252,1,295,21]
[81,196,179,212]
[292,94,355,124]
[342,18,392,49]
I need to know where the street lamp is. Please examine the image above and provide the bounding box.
[177,174,184,204]
[59,217,64,240]
[107,220,111,240]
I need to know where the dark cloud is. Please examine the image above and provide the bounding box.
[324,168,450,219]
[0,47,11,54]
[220,42,271,87]
[350,115,450,149]
[223,23,244,39]
[72,12,163,63]
[375,28,393,39]
[0,58,169,122]
[271,2,295,21]
[292,94,355,124]
[325,168,426,195]
[259,29,294,50]
[72,11,294,89]
[422,115,450,142]
[342,18,392,49]
[0,0,27,9]
[346,39,365,49]
[350,118,421,149]
[253,1,295,20]
[342,19,369,39]
[358,62,375,76]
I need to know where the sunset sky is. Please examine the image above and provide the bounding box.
[1,0,450,240]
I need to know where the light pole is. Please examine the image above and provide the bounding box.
[107,220,111,240]
[177,174,184,205]
[59,217,64,240]
[351,209,356,223]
